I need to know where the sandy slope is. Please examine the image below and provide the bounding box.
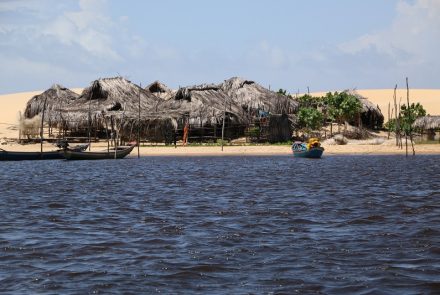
[0,89,82,138]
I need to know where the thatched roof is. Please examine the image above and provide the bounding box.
[146,81,174,101]
[413,116,440,129]
[155,83,245,125]
[23,76,299,137]
[221,77,298,114]
[58,77,161,129]
[345,90,384,129]
[345,90,383,115]
[24,84,79,119]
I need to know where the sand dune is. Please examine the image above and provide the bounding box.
[0,89,82,138]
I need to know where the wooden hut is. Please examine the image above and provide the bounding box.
[23,84,80,138]
[29,77,161,142]
[24,84,79,120]
[22,76,301,144]
[221,77,298,115]
[346,90,384,129]
[413,116,440,140]
[154,83,246,142]
[221,77,298,142]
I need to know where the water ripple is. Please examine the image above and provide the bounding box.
[1,155,439,294]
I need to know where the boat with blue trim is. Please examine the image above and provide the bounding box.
[291,138,324,158]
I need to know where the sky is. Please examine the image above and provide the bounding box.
[0,0,439,94]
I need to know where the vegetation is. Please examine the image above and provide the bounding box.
[297,107,324,133]
[296,91,363,136]
[277,89,289,96]
[400,102,426,135]
[385,102,426,134]
[326,92,362,130]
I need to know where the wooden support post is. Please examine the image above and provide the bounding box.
[387,102,390,140]
[40,96,48,155]
[406,77,415,156]
[393,85,400,148]
[103,113,109,152]
[138,82,141,158]
[88,93,92,151]
[221,96,227,151]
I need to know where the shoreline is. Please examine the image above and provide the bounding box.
[2,141,440,157]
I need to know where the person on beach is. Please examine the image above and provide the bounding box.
[183,121,189,146]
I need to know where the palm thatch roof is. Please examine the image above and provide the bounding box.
[345,90,384,129]
[146,81,175,100]
[413,116,440,129]
[155,83,245,125]
[23,76,299,142]
[346,90,381,113]
[221,77,298,114]
[24,84,79,119]
[55,77,161,129]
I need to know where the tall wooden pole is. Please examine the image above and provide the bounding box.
[88,93,92,151]
[103,114,109,152]
[138,82,141,158]
[40,96,48,155]
[393,85,400,147]
[406,77,415,156]
[221,95,227,151]
[387,102,390,140]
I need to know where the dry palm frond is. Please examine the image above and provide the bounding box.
[413,116,440,129]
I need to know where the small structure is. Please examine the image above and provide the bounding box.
[413,116,440,141]
[24,84,79,120]
[346,90,384,129]
[23,84,80,139]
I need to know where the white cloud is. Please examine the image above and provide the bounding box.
[42,0,121,60]
[340,0,440,66]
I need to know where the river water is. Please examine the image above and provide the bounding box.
[1,155,439,294]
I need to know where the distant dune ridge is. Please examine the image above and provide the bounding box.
[1,86,439,139]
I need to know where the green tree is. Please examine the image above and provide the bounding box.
[400,102,426,135]
[296,94,324,109]
[384,118,397,132]
[298,107,324,133]
[325,91,362,132]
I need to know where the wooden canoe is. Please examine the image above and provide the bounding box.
[0,143,89,161]
[62,144,135,160]
[0,149,64,161]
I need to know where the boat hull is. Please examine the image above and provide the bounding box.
[293,147,324,158]
[0,150,63,161]
[62,145,135,160]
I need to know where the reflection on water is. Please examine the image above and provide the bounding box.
[1,155,439,294]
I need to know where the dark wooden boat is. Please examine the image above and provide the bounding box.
[0,144,88,161]
[0,149,63,161]
[292,138,324,159]
[62,144,135,160]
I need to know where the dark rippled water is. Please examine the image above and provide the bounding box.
[1,155,440,294]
